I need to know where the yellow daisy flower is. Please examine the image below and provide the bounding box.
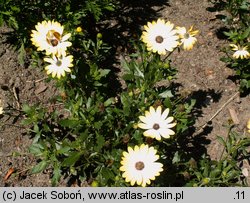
[44,54,73,79]
[141,19,179,55]
[230,44,250,59]
[176,26,199,50]
[31,20,72,56]
[120,144,163,187]
[138,106,176,140]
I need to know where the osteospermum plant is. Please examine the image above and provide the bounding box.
[214,0,250,94]
[24,9,250,187]
[24,15,203,187]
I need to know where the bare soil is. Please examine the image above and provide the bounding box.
[0,0,249,186]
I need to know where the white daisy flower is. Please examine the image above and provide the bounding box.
[230,44,250,59]
[176,26,199,50]
[120,144,163,187]
[141,19,179,55]
[31,20,72,56]
[138,106,176,140]
[44,54,73,79]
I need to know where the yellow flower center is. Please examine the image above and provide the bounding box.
[46,30,61,47]
[153,123,160,130]
[155,36,164,43]
[135,161,145,170]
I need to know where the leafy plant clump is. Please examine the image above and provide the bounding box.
[210,0,250,94]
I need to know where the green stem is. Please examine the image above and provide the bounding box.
[219,125,233,161]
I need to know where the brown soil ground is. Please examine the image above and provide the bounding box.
[0,0,249,186]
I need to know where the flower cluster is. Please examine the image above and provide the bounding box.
[141,18,199,55]
[120,106,176,187]
[31,20,73,79]
[120,19,194,186]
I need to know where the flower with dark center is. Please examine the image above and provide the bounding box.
[141,19,179,55]
[120,144,163,187]
[31,20,72,56]
[138,106,176,140]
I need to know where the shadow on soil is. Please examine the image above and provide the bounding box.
[94,0,171,97]
[154,88,223,186]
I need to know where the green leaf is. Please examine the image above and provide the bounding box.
[120,94,130,115]
[22,104,31,114]
[94,134,105,152]
[100,167,114,181]
[241,27,250,39]
[99,69,110,78]
[122,73,134,81]
[217,136,226,147]
[159,90,173,98]
[31,160,48,174]
[163,97,172,109]
[57,146,71,155]
[210,168,221,178]
[29,143,44,156]
[134,65,144,78]
[172,151,180,164]
[104,98,114,107]
[59,119,80,128]
[121,59,130,73]
[21,118,33,125]
[51,163,61,186]
[133,131,143,143]
[94,121,103,130]
[0,14,3,26]
[62,151,82,167]
[86,97,92,109]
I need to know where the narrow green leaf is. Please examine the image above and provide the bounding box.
[59,119,80,128]
[31,160,48,174]
[51,163,62,186]
[62,151,82,167]
[216,136,226,147]
[99,69,110,78]
[29,143,44,156]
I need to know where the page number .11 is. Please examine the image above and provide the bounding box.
[235,191,245,200]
